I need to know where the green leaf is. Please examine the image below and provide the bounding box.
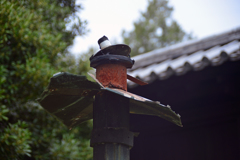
[0,0,92,159]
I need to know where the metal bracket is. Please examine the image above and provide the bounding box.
[90,128,134,148]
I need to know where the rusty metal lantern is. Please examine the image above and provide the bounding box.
[90,36,147,91]
[38,36,182,160]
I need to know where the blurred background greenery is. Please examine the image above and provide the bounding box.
[0,0,190,159]
[0,0,92,159]
[122,0,192,56]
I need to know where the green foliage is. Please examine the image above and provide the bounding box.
[0,0,93,159]
[0,105,9,121]
[54,48,94,77]
[122,0,193,56]
[0,120,32,158]
[50,133,92,160]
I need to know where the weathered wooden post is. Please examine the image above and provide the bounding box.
[89,36,134,159]
[38,36,182,160]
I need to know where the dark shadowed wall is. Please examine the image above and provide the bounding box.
[129,61,240,160]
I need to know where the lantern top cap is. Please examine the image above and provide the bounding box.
[98,36,110,49]
[92,36,131,57]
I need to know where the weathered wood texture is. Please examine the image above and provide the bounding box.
[91,91,133,160]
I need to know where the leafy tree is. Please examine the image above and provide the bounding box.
[0,0,93,159]
[122,0,193,56]
[55,47,95,77]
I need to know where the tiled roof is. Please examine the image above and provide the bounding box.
[128,27,240,88]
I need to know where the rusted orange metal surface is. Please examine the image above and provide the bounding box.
[96,63,127,91]
[127,74,148,86]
